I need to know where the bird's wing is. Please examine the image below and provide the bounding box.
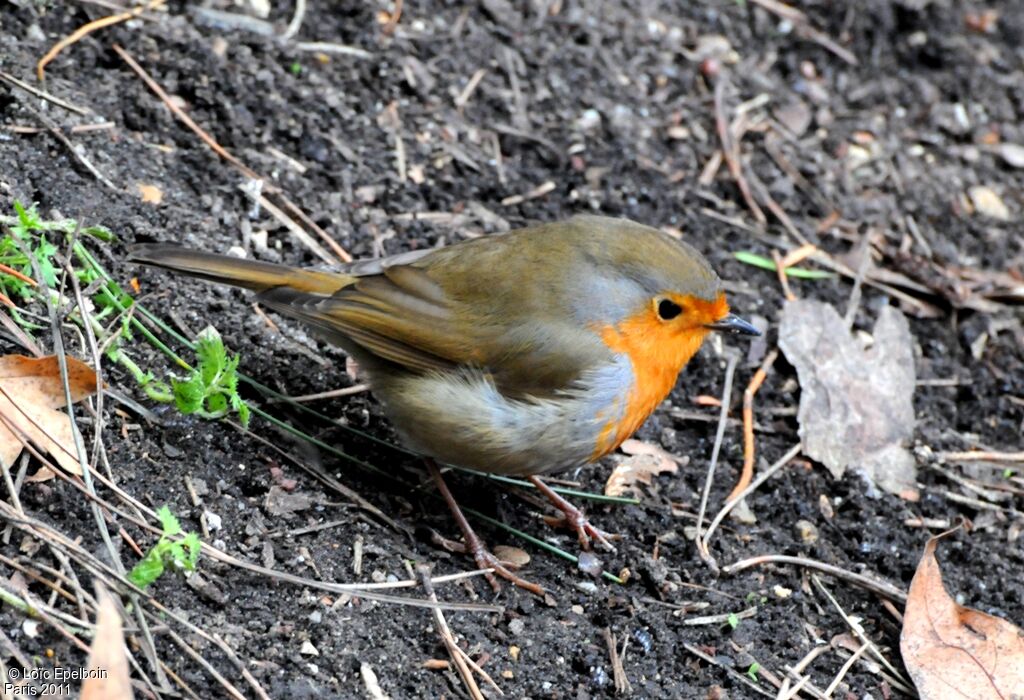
[257,260,609,396]
[257,263,477,374]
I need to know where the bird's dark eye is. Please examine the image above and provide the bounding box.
[657,298,683,320]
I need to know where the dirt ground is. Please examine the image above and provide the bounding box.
[1,1,1022,698]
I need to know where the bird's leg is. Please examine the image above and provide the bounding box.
[529,476,618,552]
[426,460,545,597]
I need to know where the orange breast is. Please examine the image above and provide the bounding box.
[590,293,727,459]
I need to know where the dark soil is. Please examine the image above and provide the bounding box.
[1,1,1022,698]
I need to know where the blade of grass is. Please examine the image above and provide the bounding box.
[732,250,834,279]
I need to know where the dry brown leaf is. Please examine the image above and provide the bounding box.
[604,439,686,497]
[80,588,133,700]
[0,355,98,480]
[779,300,919,499]
[900,533,1024,699]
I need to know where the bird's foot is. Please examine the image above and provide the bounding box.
[426,460,546,597]
[530,476,619,552]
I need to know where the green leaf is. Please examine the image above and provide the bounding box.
[732,251,835,280]
[172,375,205,414]
[157,505,182,536]
[195,326,227,385]
[182,532,201,568]
[231,393,251,428]
[128,549,166,589]
[746,662,760,682]
[727,612,740,630]
[205,392,228,415]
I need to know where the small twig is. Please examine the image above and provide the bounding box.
[703,442,801,555]
[280,0,306,40]
[749,0,858,66]
[20,103,118,191]
[603,628,632,694]
[823,641,870,697]
[681,606,757,627]
[0,71,91,115]
[724,555,906,603]
[455,69,488,109]
[695,351,739,570]
[500,181,556,206]
[713,77,765,223]
[273,384,370,402]
[294,42,374,59]
[771,250,795,301]
[727,348,779,501]
[682,643,775,698]
[810,576,912,690]
[37,0,167,80]
[938,450,1024,463]
[417,565,492,700]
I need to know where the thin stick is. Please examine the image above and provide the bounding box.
[417,566,489,700]
[823,641,869,697]
[280,0,306,40]
[727,349,779,501]
[810,576,912,690]
[714,78,765,223]
[20,103,118,191]
[37,0,167,80]
[772,250,795,301]
[938,450,1024,463]
[683,643,775,698]
[703,442,801,555]
[724,554,906,603]
[603,628,631,694]
[749,0,858,66]
[275,384,370,402]
[695,351,739,570]
[0,71,91,115]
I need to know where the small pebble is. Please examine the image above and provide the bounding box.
[794,519,819,544]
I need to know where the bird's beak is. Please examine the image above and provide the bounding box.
[704,313,761,336]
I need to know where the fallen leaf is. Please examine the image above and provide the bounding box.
[81,588,133,700]
[778,300,918,499]
[604,439,687,497]
[900,533,1024,699]
[0,355,98,480]
[136,183,163,205]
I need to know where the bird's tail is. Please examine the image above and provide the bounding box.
[128,244,352,295]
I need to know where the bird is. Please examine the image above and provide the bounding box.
[129,215,759,595]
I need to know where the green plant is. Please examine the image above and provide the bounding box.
[128,506,201,589]
[732,250,834,279]
[170,326,251,427]
[727,612,740,630]
[746,662,760,682]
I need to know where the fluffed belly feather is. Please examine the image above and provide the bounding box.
[369,357,635,476]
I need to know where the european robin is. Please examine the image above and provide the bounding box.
[130,215,759,594]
